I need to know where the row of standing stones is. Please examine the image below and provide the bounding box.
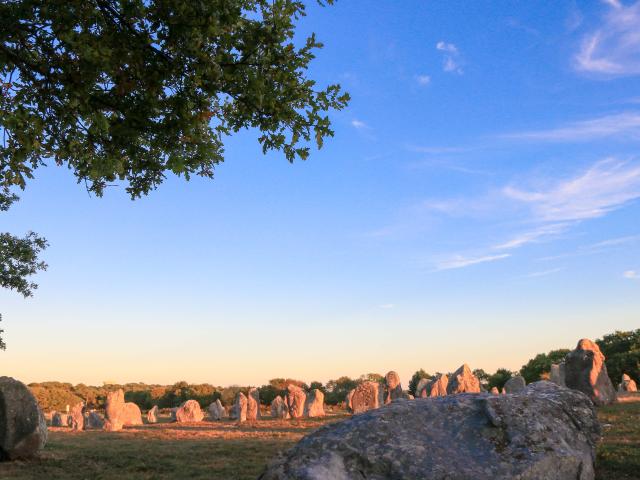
[258,338,629,480]
[0,338,636,479]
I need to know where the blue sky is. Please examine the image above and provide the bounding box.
[2,0,639,387]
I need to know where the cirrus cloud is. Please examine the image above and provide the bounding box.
[574,0,640,76]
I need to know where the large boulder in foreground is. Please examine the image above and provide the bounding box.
[259,382,601,480]
[565,338,617,406]
[175,400,204,423]
[0,376,48,460]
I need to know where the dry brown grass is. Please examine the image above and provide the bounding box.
[0,400,638,479]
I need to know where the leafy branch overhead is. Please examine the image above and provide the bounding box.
[0,0,349,198]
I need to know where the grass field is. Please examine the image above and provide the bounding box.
[596,396,640,480]
[0,399,638,480]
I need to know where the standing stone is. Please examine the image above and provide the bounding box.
[69,402,84,431]
[146,405,159,424]
[169,407,179,421]
[247,388,260,421]
[384,371,403,404]
[104,390,142,430]
[208,399,226,420]
[175,400,204,423]
[271,395,289,419]
[285,385,306,419]
[415,378,431,398]
[258,382,601,480]
[85,411,105,429]
[104,389,125,431]
[233,392,247,422]
[503,376,526,394]
[447,364,481,394]
[345,390,355,412]
[565,338,617,406]
[426,374,449,397]
[549,363,566,387]
[618,373,638,392]
[350,381,381,414]
[121,402,143,426]
[0,376,48,460]
[51,412,70,427]
[490,386,500,395]
[304,389,325,418]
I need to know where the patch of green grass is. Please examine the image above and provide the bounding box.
[596,399,640,480]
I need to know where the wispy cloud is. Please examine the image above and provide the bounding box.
[379,303,395,309]
[574,0,640,76]
[502,112,640,142]
[537,234,640,261]
[351,119,369,130]
[493,223,570,250]
[425,158,640,271]
[436,41,463,74]
[503,158,640,222]
[416,75,431,86]
[423,158,640,225]
[435,253,511,271]
[588,234,640,249]
[525,267,563,278]
[623,270,640,279]
[436,41,458,54]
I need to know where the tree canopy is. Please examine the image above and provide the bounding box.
[597,329,640,384]
[0,0,348,347]
[486,368,513,391]
[408,369,432,397]
[0,0,348,197]
[519,349,570,384]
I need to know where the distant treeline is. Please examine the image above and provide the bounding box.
[408,328,639,395]
[29,329,639,412]
[29,375,379,412]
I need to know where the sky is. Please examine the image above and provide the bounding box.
[1,0,639,388]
